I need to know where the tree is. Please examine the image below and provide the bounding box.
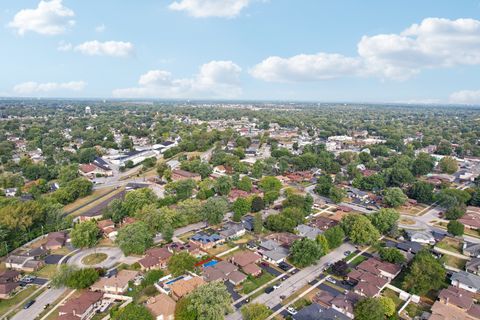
[259,176,282,193]
[436,188,471,209]
[265,214,296,232]
[447,220,464,236]
[408,181,434,204]
[251,196,265,212]
[166,179,196,201]
[186,282,232,320]
[237,176,252,192]
[316,234,330,254]
[403,250,446,295]
[331,260,349,277]
[52,265,99,289]
[323,226,345,249]
[203,197,229,225]
[232,198,250,222]
[369,208,399,235]
[168,251,197,276]
[379,247,405,264]
[354,298,385,320]
[341,214,380,245]
[253,212,263,234]
[290,238,323,267]
[445,206,466,220]
[412,153,435,176]
[70,220,99,249]
[215,176,232,196]
[329,186,346,204]
[58,164,79,185]
[112,303,154,320]
[383,187,408,208]
[116,222,153,255]
[156,160,169,179]
[439,156,458,174]
[263,190,279,206]
[241,303,272,320]
[122,188,157,216]
[315,175,333,196]
[379,296,396,317]
[120,135,134,150]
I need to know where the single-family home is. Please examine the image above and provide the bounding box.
[169,276,205,301]
[139,247,173,271]
[464,242,480,258]
[5,255,44,272]
[146,293,176,320]
[58,291,104,320]
[295,224,322,240]
[293,303,350,320]
[171,169,201,182]
[466,258,480,276]
[44,231,68,250]
[347,269,388,297]
[407,230,435,245]
[309,216,338,231]
[97,219,117,240]
[0,270,20,299]
[451,271,480,293]
[356,258,401,280]
[190,232,224,250]
[219,222,245,240]
[430,286,480,320]
[91,270,138,294]
[258,240,289,264]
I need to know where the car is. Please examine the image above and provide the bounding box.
[287,307,298,315]
[264,287,274,294]
[261,262,269,267]
[343,251,352,257]
[43,303,50,309]
[24,300,35,309]
[280,295,286,300]
[273,285,280,290]
[290,269,298,274]
[326,277,336,284]
[282,276,288,281]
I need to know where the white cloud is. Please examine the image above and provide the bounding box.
[13,81,86,95]
[8,0,75,36]
[113,60,242,98]
[95,24,106,33]
[449,89,480,105]
[169,0,250,18]
[73,41,134,57]
[57,41,72,51]
[252,17,480,82]
[250,53,363,82]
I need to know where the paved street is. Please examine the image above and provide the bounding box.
[226,242,355,320]
[154,221,207,243]
[10,286,66,320]
[67,247,130,269]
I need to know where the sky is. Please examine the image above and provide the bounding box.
[1,0,480,104]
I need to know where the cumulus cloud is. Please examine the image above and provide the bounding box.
[113,60,242,98]
[250,53,363,82]
[8,0,75,36]
[13,81,86,95]
[169,0,250,18]
[449,90,480,105]
[252,17,480,82]
[72,40,134,57]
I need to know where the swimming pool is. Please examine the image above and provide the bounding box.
[203,259,219,268]
[165,275,185,285]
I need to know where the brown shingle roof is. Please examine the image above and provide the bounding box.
[231,251,261,267]
[59,291,103,316]
[146,293,176,318]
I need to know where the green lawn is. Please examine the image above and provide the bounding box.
[436,238,462,254]
[82,253,108,265]
[241,273,275,294]
[33,264,58,279]
[349,255,367,267]
[0,285,38,316]
[440,255,467,269]
[382,288,403,310]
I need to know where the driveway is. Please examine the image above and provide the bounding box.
[67,247,130,269]
[226,242,355,320]
[224,281,242,301]
[44,254,64,264]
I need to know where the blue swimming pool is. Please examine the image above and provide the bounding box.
[165,275,184,285]
[203,259,219,268]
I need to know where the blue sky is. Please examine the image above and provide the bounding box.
[1,0,480,104]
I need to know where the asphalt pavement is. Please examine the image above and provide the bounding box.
[10,286,66,320]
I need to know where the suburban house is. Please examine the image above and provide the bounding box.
[190,232,224,250]
[347,269,388,297]
[230,251,262,276]
[171,169,201,182]
[309,216,338,231]
[97,219,117,240]
[258,239,289,264]
[58,290,104,320]
[313,291,360,319]
[203,261,247,285]
[407,230,436,245]
[464,242,480,258]
[458,209,480,231]
[44,231,68,250]
[451,271,480,293]
[169,276,205,301]
[5,255,44,272]
[166,241,203,258]
[466,258,480,275]
[79,162,113,178]
[295,224,322,240]
[293,303,350,320]
[0,270,20,299]
[146,293,176,320]
[242,215,255,232]
[91,270,138,294]
[219,222,246,240]
[356,258,401,280]
[430,286,480,320]
[138,247,173,271]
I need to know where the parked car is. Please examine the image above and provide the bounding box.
[287,307,298,315]
[264,287,274,294]
[273,284,280,290]
[343,251,352,257]
[24,300,35,309]
[326,277,336,284]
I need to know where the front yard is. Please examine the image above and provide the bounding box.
[241,273,275,294]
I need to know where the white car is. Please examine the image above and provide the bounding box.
[326,277,336,284]
[273,284,280,290]
[287,307,297,315]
